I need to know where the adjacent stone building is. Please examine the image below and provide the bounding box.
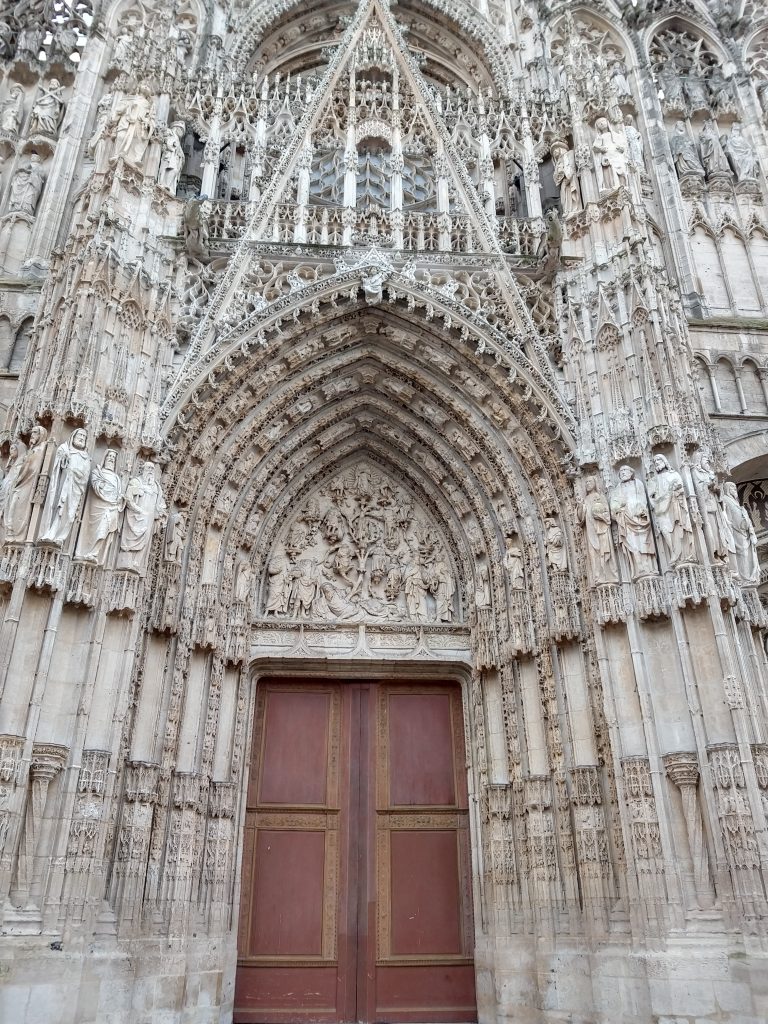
[1,0,768,1022]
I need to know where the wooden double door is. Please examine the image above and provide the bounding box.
[235,679,476,1023]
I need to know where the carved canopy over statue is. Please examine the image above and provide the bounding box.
[261,462,460,624]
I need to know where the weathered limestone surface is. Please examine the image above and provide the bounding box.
[1,0,768,1021]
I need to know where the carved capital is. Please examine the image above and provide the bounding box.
[663,751,699,788]
[30,743,68,781]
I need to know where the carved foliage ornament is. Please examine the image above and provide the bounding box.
[260,461,460,624]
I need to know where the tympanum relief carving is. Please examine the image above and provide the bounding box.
[261,462,460,624]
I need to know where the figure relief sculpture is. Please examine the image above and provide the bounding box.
[579,476,619,584]
[1,85,25,134]
[234,557,254,604]
[39,429,91,547]
[610,464,657,579]
[551,140,580,216]
[647,454,696,567]
[8,154,45,216]
[74,449,124,565]
[721,482,760,584]
[29,79,64,137]
[87,94,115,174]
[723,124,759,181]
[113,85,155,170]
[545,517,568,572]
[0,441,23,540]
[158,122,185,194]
[0,425,48,543]
[504,536,525,590]
[624,114,645,170]
[164,510,185,564]
[699,119,731,178]
[691,451,732,564]
[117,462,167,573]
[592,116,628,191]
[183,197,210,261]
[669,121,705,179]
[262,464,458,624]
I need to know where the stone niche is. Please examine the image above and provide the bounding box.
[258,460,462,625]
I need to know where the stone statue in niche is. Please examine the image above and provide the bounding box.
[551,140,580,216]
[0,425,47,543]
[113,85,155,170]
[647,454,696,567]
[74,448,124,565]
[8,155,45,216]
[234,558,254,604]
[183,197,210,261]
[624,115,645,170]
[579,476,619,584]
[592,117,628,191]
[504,536,525,590]
[669,121,705,179]
[0,441,23,540]
[262,464,458,624]
[610,465,657,579]
[158,122,185,194]
[117,462,167,573]
[610,61,631,101]
[29,79,64,137]
[544,518,568,572]
[699,120,731,178]
[721,482,760,584]
[164,510,185,564]
[723,125,758,182]
[691,451,732,564]
[39,428,91,546]
[474,564,492,609]
[87,94,115,174]
[659,61,685,110]
[1,86,25,134]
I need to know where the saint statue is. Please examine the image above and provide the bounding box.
[8,154,45,216]
[610,465,657,579]
[699,119,730,178]
[117,462,167,573]
[40,428,91,546]
[158,122,185,193]
[721,482,760,584]
[0,425,48,543]
[669,121,705,179]
[234,557,253,604]
[624,114,645,170]
[551,140,580,216]
[113,85,155,170]
[579,476,619,584]
[183,197,210,261]
[690,451,732,564]
[592,116,628,191]
[504,536,525,590]
[164,510,185,564]
[265,553,290,614]
[1,85,25,134]
[29,79,64,137]
[74,449,124,564]
[724,124,758,182]
[0,441,22,540]
[646,454,696,567]
[87,93,114,174]
[545,518,568,572]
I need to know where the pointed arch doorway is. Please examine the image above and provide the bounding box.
[234,675,477,1023]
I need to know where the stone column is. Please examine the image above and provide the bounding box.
[663,751,714,911]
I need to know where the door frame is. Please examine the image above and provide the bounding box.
[231,657,481,1020]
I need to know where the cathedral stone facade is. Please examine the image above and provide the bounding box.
[1,0,768,1022]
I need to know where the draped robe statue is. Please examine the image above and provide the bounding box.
[1,425,48,543]
[40,428,91,546]
[117,462,167,573]
[610,465,657,578]
[579,476,619,584]
[721,482,760,584]
[75,449,124,564]
[647,455,696,567]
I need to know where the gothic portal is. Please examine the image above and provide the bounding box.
[2,1,768,1022]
